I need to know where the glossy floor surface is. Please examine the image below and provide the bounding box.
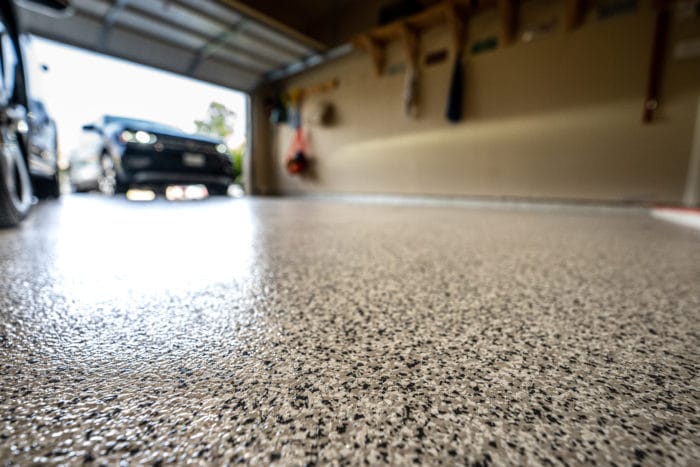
[1,196,699,465]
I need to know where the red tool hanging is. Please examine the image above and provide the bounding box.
[285,127,309,175]
[284,88,309,175]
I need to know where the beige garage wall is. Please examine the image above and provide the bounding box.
[252,1,700,204]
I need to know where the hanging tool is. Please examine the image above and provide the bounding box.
[284,88,309,175]
[642,3,670,124]
[445,3,467,123]
[445,53,464,123]
[285,128,308,175]
[401,24,420,118]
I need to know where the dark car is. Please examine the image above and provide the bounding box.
[24,35,61,199]
[0,0,67,227]
[26,96,59,198]
[70,115,234,196]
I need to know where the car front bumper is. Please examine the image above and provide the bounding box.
[120,146,233,188]
[129,171,232,186]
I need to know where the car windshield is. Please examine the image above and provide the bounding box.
[104,115,183,133]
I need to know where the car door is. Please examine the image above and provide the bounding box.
[27,98,57,176]
[21,35,57,178]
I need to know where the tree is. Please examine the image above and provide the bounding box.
[194,102,237,141]
[195,102,243,183]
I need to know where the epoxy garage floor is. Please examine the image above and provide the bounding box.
[1,196,699,465]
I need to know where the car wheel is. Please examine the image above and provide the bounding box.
[0,126,33,227]
[98,154,118,196]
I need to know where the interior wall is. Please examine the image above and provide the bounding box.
[252,1,700,204]
[684,97,700,205]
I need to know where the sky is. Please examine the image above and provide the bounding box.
[27,37,249,160]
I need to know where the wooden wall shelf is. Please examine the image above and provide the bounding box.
[352,0,674,123]
[352,0,476,75]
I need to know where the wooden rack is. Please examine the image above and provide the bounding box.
[353,0,597,75]
[353,0,674,123]
[353,0,599,76]
[352,0,509,76]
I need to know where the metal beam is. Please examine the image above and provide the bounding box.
[19,0,333,91]
[76,3,274,74]
[19,8,259,90]
[68,7,262,79]
[100,0,129,51]
[168,0,308,63]
[187,19,247,76]
[128,1,295,67]
[265,43,353,82]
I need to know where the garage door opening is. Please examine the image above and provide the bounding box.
[29,36,249,201]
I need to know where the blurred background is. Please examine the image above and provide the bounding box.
[31,37,248,190]
[0,0,698,221]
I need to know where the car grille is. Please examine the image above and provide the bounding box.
[157,135,218,154]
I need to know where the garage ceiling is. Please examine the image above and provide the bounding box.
[15,0,326,92]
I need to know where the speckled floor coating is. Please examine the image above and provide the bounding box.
[1,195,699,466]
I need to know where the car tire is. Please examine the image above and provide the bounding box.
[0,126,33,227]
[97,153,126,195]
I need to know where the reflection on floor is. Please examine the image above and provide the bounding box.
[1,195,698,465]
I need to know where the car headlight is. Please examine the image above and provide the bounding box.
[216,143,228,154]
[119,130,134,143]
[135,130,157,144]
[121,130,157,144]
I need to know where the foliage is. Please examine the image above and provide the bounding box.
[194,102,243,181]
[194,102,236,141]
[230,145,245,185]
